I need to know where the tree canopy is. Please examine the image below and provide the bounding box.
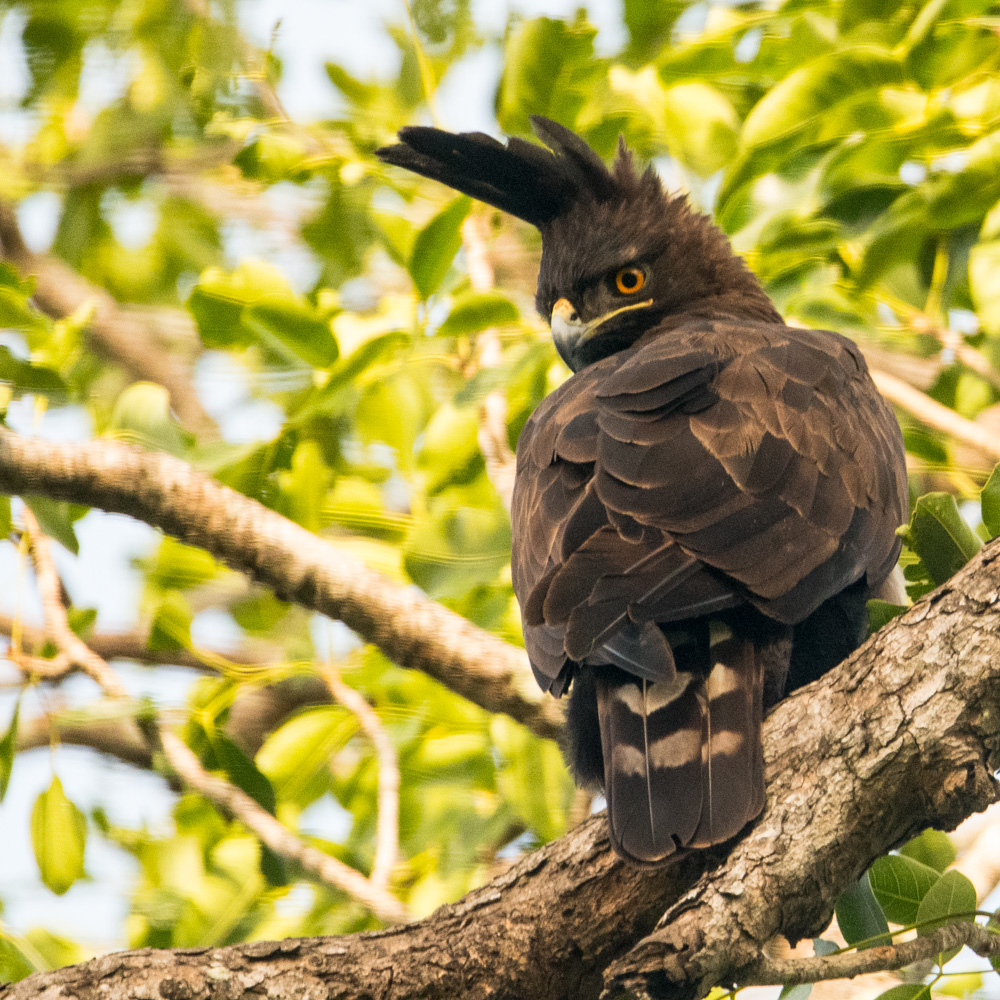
[2,0,1000,997]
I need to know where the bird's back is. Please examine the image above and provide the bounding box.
[511,315,905,862]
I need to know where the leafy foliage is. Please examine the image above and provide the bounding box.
[0,0,999,993]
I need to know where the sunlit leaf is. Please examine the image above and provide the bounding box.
[981,464,1000,538]
[0,694,21,803]
[900,829,956,874]
[869,854,940,924]
[31,776,87,895]
[409,196,471,299]
[898,493,981,586]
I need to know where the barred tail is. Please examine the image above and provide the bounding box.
[595,631,765,863]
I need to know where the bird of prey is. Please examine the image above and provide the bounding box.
[377,117,907,864]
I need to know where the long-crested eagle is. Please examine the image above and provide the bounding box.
[378,117,907,864]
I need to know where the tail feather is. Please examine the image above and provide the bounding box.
[690,633,765,847]
[595,631,767,863]
[597,670,703,860]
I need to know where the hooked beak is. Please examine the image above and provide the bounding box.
[550,296,654,370]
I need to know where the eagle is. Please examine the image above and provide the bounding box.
[377,117,908,864]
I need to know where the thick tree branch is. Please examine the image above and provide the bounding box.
[604,540,1000,999]
[0,427,562,741]
[5,537,1000,1000]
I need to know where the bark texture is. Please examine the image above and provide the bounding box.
[5,539,1000,1000]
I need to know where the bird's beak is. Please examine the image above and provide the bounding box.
[550,296,654,370]
[550,298,586,367]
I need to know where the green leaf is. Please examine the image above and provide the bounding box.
[623,0,686,62]
[233,132,310,183]
[495,16,601,137]
[188,261,292,348]
[31,776,87,895]
[148,591,193,651]
[0,496,11,540]
[661,82,739,177]
[868,599,908,634]
[24,497,86,555]
[779,985,812,1000]
[277,438,332,533]
[0,346,63,393]
[898,493,981,586]
[256,707,357,805]
[914,870,977,961]
[0,694,21,803]
[872,985,933,1000]
[108,382,188,455]
[409,196,471,299]
[719,46,904,216]
[244,299,339,369]
[491,714,574,842]
[437,291,519,338]
[981,464,1000,539]
[211,732,277,815]
[148,538,218,590]
[900,829,956,874]
[0,934,34,983]
[814,938,839,956]
[869,854,941,924]
[835,874,891,948]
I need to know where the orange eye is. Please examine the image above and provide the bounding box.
[615,267,645,294]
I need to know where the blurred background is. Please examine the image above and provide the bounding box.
[1,0,1000,993]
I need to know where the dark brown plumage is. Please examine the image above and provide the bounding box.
[377,117,907,863]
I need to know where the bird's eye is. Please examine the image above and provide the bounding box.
[615,267,645,294]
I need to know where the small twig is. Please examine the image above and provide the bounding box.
[0,614,272,672]
[908,311,1000,395]
[739,921,1000,987]
[478,393,516,512]
[18,511,409,923]
[21,508,129,697]
[321,662,400,892]
[870,368,1000,462]
[462,214,517,511]
[157,727,409,923]
[0,203,216,437]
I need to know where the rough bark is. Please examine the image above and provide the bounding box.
[5,538,1000,1000]
[0,427,563,742]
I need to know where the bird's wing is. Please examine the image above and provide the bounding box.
[511,317,907,688]
[593,319,907,623]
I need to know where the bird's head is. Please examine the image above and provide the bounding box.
[377,116,776,372]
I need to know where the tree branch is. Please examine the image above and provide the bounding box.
[870,368,1000,462]
[0,203,216,437]
[0,613,282,671]
[321,661,400,893]
[739,921,1000,987]
[0,427,562,741]
[13,510,410,923]
[5,536,1000,1000]
[156,726,409,923]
